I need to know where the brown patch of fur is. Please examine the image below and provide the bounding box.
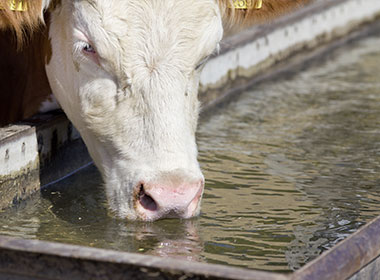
[43,13,52,64]
[0,24,52,126]
[44,35,53,64]
[219,0,311,33]
[0,2,57,126]
[0,0,44,45]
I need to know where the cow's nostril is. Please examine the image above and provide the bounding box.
[138,185,157,211]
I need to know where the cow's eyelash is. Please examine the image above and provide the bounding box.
[74,41,96,56]
[83,43,96,53]
[73,41,101,67]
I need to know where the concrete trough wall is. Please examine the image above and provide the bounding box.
[1,0,380,279]
[199,0,380,109]
[0,113,91,209]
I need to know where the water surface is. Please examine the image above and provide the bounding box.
[1,34,380,272]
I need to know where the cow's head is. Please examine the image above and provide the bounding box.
[0,0,305,220]
[45,0,225,221]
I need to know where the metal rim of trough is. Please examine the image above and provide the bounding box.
[0,214,379,279]
[1,0,380,279]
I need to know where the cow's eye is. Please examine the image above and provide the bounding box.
[74,41,100,65]
[195,55,210,71]
[82,43,96,54]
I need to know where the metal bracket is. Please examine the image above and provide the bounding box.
[0,0,28,12]
[229,0,263,10]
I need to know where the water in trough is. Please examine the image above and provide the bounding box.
[1,33,380,272]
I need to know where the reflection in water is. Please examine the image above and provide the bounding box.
[1,34,380,271]
[0,168,203,262]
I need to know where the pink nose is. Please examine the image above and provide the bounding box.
[134,176,204,221]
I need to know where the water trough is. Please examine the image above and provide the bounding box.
[1,0,380,279]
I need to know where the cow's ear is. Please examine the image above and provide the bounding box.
[219,0,309,34]
[0,0,52,43]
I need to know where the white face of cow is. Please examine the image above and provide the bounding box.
[45,0,223,221]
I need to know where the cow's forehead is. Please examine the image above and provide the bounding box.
[72,0,222,54]
[67,0,223,85]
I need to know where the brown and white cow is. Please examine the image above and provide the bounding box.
[0,0,307,221]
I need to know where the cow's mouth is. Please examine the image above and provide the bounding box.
[134,178,204,221]
[138,185,158,211]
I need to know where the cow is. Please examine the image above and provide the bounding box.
[0,0,307,221]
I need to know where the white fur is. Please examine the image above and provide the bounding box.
[45,0,223,220]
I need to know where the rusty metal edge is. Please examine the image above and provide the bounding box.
[0,235,288,280]
[349,255,380,280]
[291,216,380,280]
